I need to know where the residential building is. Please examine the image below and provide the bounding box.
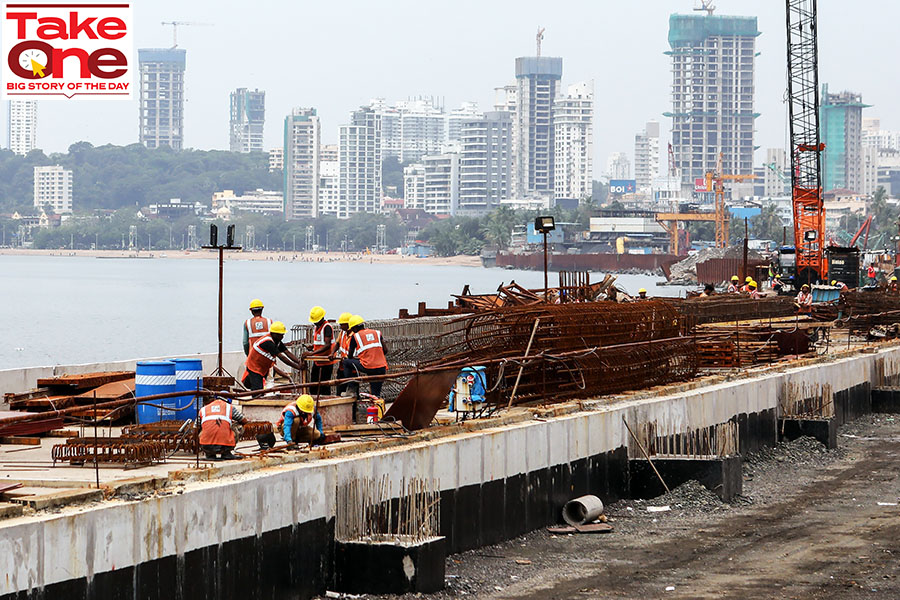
[494,85,517,112]
[762,147,789,197]
[370,99,401,160]
[283,108,320,220]
[863,146,879,196]
[514,55,562,198]
[229,88,265,153]
[268,147,283,172]
[606,152,631,180]
[338,106,382,217]
[138,48,186,150]
[666,13,759,183]
[862,118,900,153]
[370,98,446,163]
[820,85,870,193]
[319,144,338,163]
[423,152,459,216]
[404,163,426,211]
[33,165,73,214]
[553,82,594,201]
[8,100,37,155]
[447,101,482,143]
[212,189,283,216]
[318,158,340,216]
[634,121,660,191]
[458,111,513,214]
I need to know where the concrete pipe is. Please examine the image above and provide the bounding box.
[562,495,604,526]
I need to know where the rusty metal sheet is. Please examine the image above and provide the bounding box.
[36,371,134,391]
[384,371,457,430]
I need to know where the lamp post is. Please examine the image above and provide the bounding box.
[534,216,556,301]
[201,224,242,375]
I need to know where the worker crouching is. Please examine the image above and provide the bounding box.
[278,394,323,448]
[198,397,246,460]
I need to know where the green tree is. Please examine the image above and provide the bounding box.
[749,203,785,242]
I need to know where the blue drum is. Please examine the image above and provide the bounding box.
[135,360,176,424]
[173,358,203,422]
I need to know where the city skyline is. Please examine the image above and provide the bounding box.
[1,0,896,175]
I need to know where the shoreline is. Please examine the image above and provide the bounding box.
[0,247,483,267]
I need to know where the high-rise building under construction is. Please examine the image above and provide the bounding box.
[665,13,759,185]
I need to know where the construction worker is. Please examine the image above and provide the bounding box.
[748,281,760,299]
[343,315,389,400]
[890,275,899,294]
[198,396,246,460]
[303,306,337,396]
[637,288,648,300]
[243,299,272,355]
[741,276,753,293]
[831,279,849,291]
[241,321,305,391]
[796,283,813,314]
[699,283,715,297]
[278,395,323,447]
[727,276,740,293]
[332,312,353,395]
[772,274,784,294]
[867,264,877,285]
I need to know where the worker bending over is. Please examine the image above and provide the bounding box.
[279,394,323,447]
[242,321,305,390]
[796,284,813,314]
[333,312,353,395]
[831,279,848,291]
[727,276,740,293]
[242,299,272,355]
[304,306,337,396]
[342,315,389,400]
[199,396,246,460]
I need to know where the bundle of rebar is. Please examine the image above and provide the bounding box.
[336,476,440,543]
[52,437,166,465]
[664,295,798,327]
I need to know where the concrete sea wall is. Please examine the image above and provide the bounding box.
[2,346,898,599]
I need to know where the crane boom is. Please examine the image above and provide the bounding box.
[785,0,826,283]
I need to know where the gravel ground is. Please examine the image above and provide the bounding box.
[320,415,900,600]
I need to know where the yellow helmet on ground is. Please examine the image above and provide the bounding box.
[638,288,647,294]
[295,395,315,414]
[731,275,739,281]
[309,306,326,323]
[348,315,365,329]
[249,298,264,309]
[270,321,287,335]
[338,312,353,325]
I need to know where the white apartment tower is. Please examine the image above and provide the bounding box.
[138,48,186,150]
[33,165,73,214]
[458,111,513,214]
[763,147,789,197]
[423,152,460,216]
[8,100,37,155]
[634,121,660,190]
[666,13,759,182]
[514,56,563,198]
[403,164,426,211]
[229,88,265,153]
[606,152,631,180]
[447,102,482,143]
[339,107,382,218]
[553,82,594,201]
[283,108,320,220]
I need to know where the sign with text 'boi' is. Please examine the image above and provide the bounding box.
[1,2,133,100]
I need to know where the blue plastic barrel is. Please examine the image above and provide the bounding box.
[173,358,203,421]
[135,361,176,424]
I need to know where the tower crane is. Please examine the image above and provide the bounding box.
[785,0,826,283]
[694,1,715,16]
[161,21,212,48]
[703,152,755,248]
[536,27,545,57]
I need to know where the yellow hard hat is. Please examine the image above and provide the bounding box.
[831,280,837,286]
[338,312,352,325]
[745,276,752,282]
[348,314,365,329]
[249,298,264,309]
[892,276,898,282]
[749,281,757,289]
[801,284,810,290]
[731,275,739,281]
[270,321,287,335]
[638,288,647,294]
[309,306,326,323]
[295,394,315,414]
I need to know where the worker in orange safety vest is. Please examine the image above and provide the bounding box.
[199,397,246,460]
[342,315,389,403]
[796,284,813,314]
[242,298,272,356]
[242,321,305,391]
[303,306,338,396]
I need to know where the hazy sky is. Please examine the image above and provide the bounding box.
[14,0,899,172]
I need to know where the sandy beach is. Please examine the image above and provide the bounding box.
[0,247,483,267]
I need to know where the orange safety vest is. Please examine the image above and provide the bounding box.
[312,322,337,365]
[246,335,278,376]
[337,329,352,359]
[797,292,813,313]
[727,284,738,293]
[353,329,387,369]
[198,399,235,447]
[868,266,876,279]
[245,316,272,340]
[275,402,311,432]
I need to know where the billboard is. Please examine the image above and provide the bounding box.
[608,179,636,195]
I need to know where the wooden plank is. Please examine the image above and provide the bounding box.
[3,388,50,404]
[36,371,134,391]
[73,378,135,400]
[0,436,41,445]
